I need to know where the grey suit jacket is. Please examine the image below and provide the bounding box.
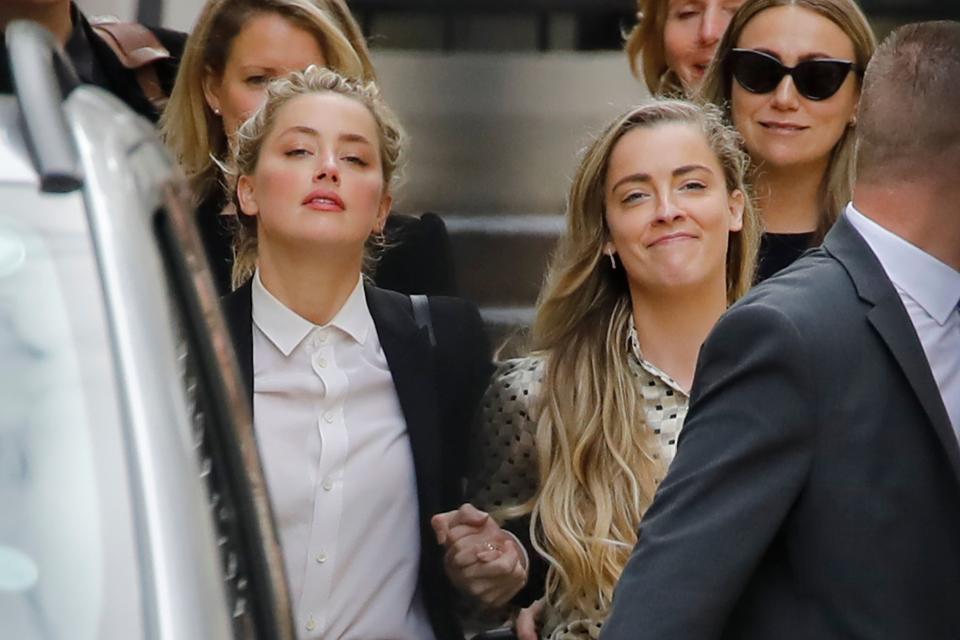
[601,215,960,640]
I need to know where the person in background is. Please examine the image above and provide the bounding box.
[602,21,960,640]
[220,65,491,640]
[436,99,760,640]
[697,0,875,281]
[0,0,185,122]
[162,0,456,296]
[624,0,746,95]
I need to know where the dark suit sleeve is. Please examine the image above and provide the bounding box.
[430,296,494,507]
[601,302,818,640]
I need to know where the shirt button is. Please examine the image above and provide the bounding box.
[318,333,328,344]
[315,552,327,563]
[317,358,327,368]
[323,411,334,424]
[322,478,333,491]
[306,617,316,631]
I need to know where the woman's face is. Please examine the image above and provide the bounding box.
[604,122,744,296]
[203,12,326,137]
[236,92,390,260]
[663,0,745,91]
[730,5,859,173]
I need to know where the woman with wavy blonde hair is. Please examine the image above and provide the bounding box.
[624,0,747,95]
[696,0,875,281]
[450,100,760,639]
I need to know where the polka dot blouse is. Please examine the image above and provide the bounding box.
[466,328,689,639]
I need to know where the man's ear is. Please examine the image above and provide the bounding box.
[728,189,745,232]
[237,175,259,217]
[202,68,222,116]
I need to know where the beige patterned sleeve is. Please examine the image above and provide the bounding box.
[466,356,544,513]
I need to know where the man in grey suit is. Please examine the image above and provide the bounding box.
[601,21,960,640]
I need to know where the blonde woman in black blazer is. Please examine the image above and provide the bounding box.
[220,66,490,640]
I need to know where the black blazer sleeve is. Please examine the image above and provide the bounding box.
[601,302,818,640]
[429,295,494,507]
[375,213,458,297]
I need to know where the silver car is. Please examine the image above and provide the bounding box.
[0,21,293,640]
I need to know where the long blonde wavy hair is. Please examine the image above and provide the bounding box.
[160,0,375,203]
[514,100,759,620]
[223,66,405,288]
[696,0,876,241]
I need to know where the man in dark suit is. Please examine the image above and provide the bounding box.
[0,0,184,122]
[602,21,960,640]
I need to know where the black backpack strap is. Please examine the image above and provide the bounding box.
[410,294,436,348]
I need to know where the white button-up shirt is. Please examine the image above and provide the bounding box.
[251,270,435,640]
[846,204,960,435]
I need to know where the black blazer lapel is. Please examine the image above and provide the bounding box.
[222,280,255,413]
[825,216,960,485]
[365,285,443,518]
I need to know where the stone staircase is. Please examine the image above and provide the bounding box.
[372,51,649,345]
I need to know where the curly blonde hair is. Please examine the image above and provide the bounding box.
[223,66,405,288]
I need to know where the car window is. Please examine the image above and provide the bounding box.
[0,186,144,639]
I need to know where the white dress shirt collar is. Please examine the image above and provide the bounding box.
[626,318,689,397]
[251,269,372,356]
[846,203,960,325]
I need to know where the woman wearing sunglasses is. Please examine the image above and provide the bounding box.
[697,0,875,282]
[625,0,747,95]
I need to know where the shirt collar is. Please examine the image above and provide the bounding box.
[627,318,688,396]
[846,203,960,325]
[251,269,372,356]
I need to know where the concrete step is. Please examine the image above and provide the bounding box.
[446,213,562,307]
[443,213,563,349]
[374,51,647,215]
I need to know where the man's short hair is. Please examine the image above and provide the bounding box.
[856,21,960,181]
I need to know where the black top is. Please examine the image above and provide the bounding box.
[195,193,237,294]
[602,216,960,640]
[197,191,459,297]
[755,231,816,283]
[0,3,185,123]
[375,211,458,296]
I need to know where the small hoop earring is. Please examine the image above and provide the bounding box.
[607,252,617,270]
